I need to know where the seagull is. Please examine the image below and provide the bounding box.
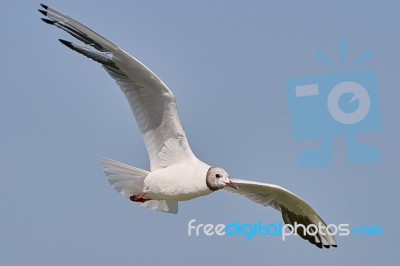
[39,4,337,249]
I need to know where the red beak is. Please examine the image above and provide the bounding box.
[225,180,238,189]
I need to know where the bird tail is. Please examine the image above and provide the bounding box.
[101,158,178,214]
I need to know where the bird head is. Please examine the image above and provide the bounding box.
[206,167,238,191]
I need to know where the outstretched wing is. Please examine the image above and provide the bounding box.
[39,4,196,170]
[224,179,337,249]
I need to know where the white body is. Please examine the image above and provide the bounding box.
[143,159,212,201]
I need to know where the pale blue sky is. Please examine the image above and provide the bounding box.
[1,1,399,265]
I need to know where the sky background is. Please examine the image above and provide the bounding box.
[1,1,399,265]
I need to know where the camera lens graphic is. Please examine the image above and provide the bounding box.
[327,81,371,125]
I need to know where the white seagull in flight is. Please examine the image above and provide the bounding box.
[39,4,337,249]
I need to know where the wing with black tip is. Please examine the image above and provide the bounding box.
[38,4,196,171]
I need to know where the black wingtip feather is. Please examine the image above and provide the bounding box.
[40,4,48,9]
[58,39,74,49]
[38,9,47,16]
[279,205,337,249]
[41,18,54,25]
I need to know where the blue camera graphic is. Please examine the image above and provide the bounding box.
[287,69,381,168]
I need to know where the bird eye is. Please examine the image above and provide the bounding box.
[215,174,221,178]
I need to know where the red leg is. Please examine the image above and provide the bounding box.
[130,192,151,203]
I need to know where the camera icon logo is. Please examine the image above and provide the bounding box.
[327,81,370,125]
[286,42,381,168]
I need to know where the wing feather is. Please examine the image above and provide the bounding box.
[39,4,195,170]
[224,179,337,248]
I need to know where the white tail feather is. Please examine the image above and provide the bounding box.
[101,157,179,214]
[141,200,178,214]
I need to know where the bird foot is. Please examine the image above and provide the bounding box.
[130,192,150,203]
